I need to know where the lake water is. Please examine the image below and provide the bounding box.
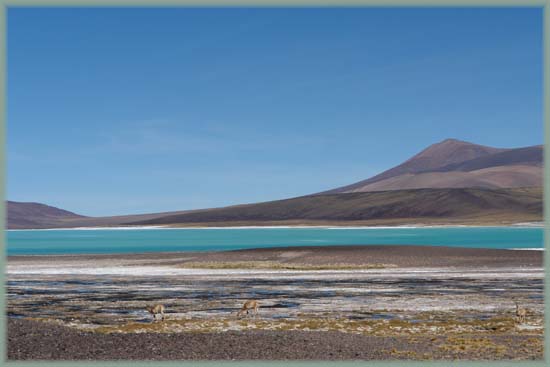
[6,226,543,255]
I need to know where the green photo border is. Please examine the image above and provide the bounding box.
[0,1,547,366]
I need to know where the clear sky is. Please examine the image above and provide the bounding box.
[8,7,542,216]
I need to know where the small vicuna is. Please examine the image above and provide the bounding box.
[146,304,165,322]
[237,300,259,318]
[515,301,527,324]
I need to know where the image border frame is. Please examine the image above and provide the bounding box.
[0,1,547,366]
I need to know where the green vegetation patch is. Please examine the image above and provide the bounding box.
[72,313,544,338]
[178,261,389,270]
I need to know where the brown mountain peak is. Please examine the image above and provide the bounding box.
[322,139,519,194]
[404,139,504,170]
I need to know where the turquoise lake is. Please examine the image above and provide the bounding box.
[6,226,543,255]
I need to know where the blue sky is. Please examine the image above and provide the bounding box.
[8,7,542,216]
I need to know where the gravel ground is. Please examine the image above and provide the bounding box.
[8,319,543,360]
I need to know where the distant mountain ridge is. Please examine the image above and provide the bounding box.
[7,201,87,229]
[6,202,197,230]
[7,138,543,229]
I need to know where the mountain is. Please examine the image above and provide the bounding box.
[433,145,543,172]
[8,187,542,229]
[7,201,87,229]
[325,139,542,193]
[129,187,541,226]
[7,139,543,229]
[6,201,199,229]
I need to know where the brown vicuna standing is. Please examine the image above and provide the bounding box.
[515,301,527,324]
[146,304,165,322]
[237,300,259,317]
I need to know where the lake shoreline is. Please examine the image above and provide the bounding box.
[8,244,544,268]
[7,221,545,231]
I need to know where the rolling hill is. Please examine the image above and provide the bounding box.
[128,187,541,227]
[6,202,199,230]
[7,201,87,229]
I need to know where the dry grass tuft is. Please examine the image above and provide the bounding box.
[178,261,389,270]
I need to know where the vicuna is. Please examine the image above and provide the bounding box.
[146,304,165,322]
[515,301,527,324]
[237,300,259,317]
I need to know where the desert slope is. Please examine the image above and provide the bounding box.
[130,187,542,226]
[346,165,541,192]
[433,145,542,172]
[7,201,87,229]
[7,202,201,229]
[8,187,543,229]
[325,140,541,193]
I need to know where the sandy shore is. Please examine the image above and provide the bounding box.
[7,245,544,360]
[7,244,543,268]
